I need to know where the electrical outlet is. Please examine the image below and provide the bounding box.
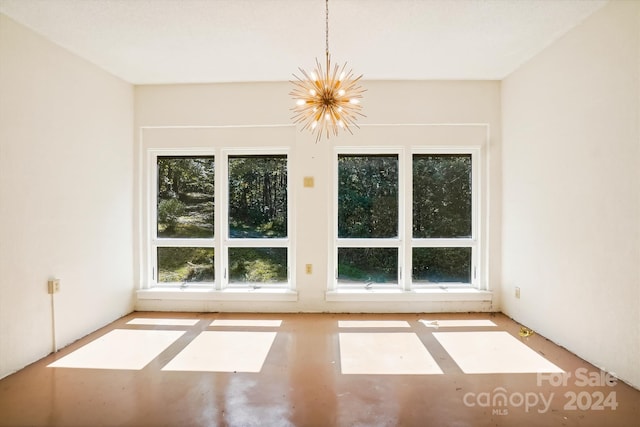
[305,264,312,274]
[515,286,520,299]
[47,279,60,294]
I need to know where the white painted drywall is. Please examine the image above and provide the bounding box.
[0,15,135,379]
[134,80,502,313]
[501,1,640,388]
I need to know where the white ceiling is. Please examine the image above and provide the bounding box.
[0,0,608,85]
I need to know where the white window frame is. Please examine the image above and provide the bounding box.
[148,147,293,291]
[330,146,480,291]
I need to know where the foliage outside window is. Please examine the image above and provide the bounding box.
[412,154,473,284]
[338,155,398,239]
[152,152,289,288]
[412,247,471,283]
[228,155,287,238]
[337,154,399,286]
[157,157,214,238]
[334,150,476,289]
[413,154,471,239]
[338,248,398,285]
[157,247,214,283]
[228,248,287,284]
[227,155,288,285]
[156,156,215,284]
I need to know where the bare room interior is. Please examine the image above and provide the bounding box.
[0,1,638,426]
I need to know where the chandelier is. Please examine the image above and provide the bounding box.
[290,0,365,142]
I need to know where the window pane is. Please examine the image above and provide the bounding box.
[157,247,214,283]
[157,156,214,238]
[412,247,471,283]
[338,248,398,285]
[338,155,398,238]
[413,154,471,238]
[229,155,287,238]
[228,248,287,284]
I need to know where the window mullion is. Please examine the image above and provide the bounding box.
[148,151,158,289]
[472,149,481,288]
[412,238,476,247]
[402,149,411,291]
[218,149,228,290]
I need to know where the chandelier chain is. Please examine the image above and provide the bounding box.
[325,0,329,59]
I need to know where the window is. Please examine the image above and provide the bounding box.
[336,154,400,287]
[332,148,478,290]
[155,156,215,285]
[150,150,291,289]
[412,153,474,285]
[226,155,288,286]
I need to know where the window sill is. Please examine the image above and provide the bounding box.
[325,288,492,302]
[137,287,298,302]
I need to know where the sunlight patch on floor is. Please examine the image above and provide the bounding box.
[433,331,564,374]
[420,319,497,328]
[48,330,185,370]
[338,320,411,328]
[162,331,277,373]
[209,319,283,327]
[339,332,443,375]
[127,318,200,326]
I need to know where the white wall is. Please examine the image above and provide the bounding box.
[0,15,135,379]
[501,1,640,388]
[135,80,501,313]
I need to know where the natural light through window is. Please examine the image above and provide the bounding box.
[48,330,185,370]
[162,331,277,373]
[433,331,564,374]
[339,332,443,375]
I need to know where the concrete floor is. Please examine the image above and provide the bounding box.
[0,312,638,427]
